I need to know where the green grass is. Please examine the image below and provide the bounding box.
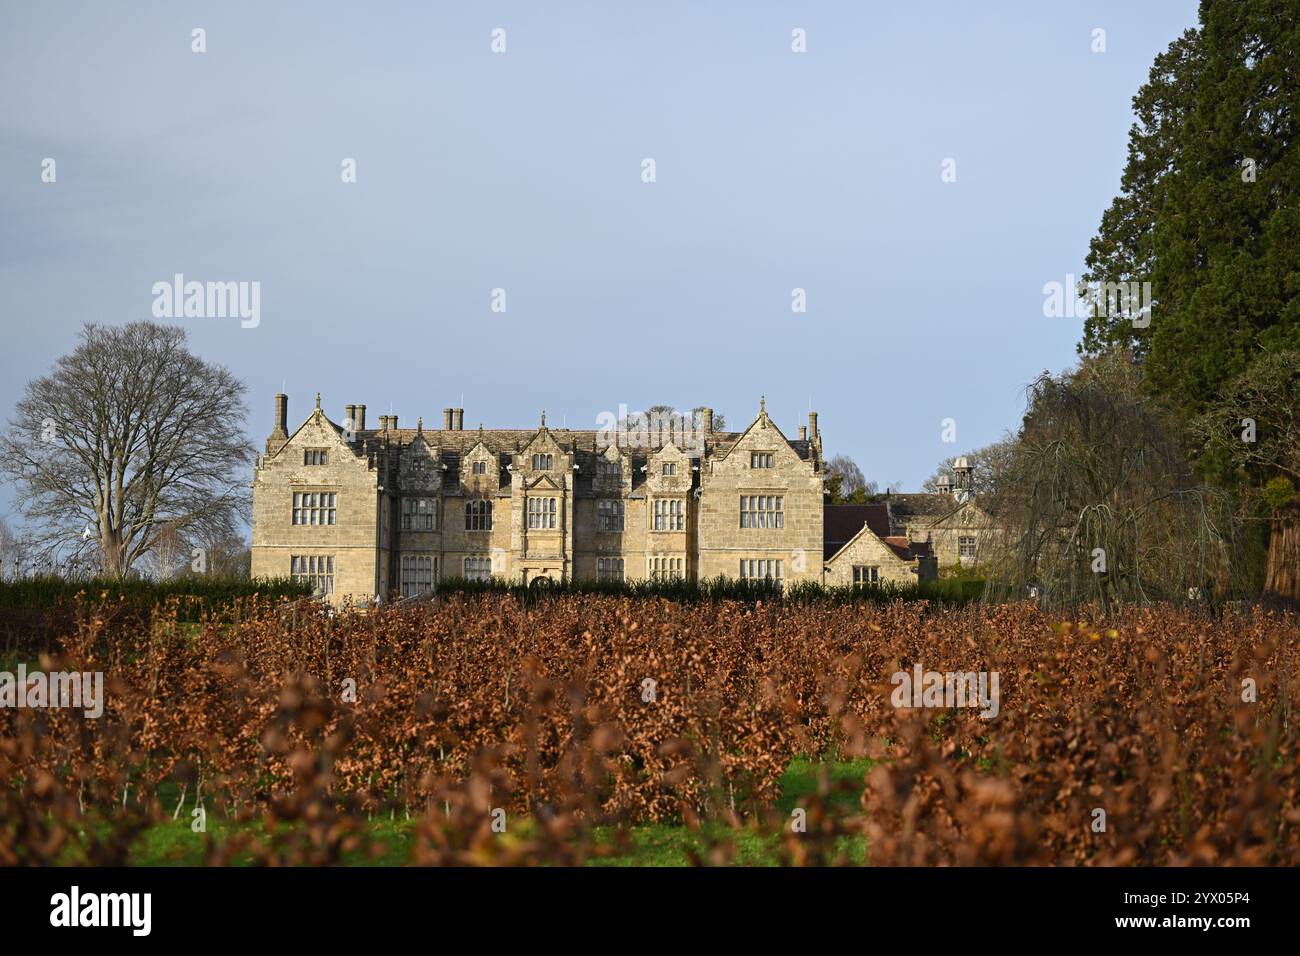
[99,757,874,866]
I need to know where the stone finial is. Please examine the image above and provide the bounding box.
[417,416,423,434]
[541,410,546,427]
[315,392,322,410]
[760,395,766,415]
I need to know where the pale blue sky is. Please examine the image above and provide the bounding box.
[0,0,1199,516]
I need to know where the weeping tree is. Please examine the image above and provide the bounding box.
[0,322,250,579]
[982,353,1245,611]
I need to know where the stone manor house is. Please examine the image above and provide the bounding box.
[251,394,990,602]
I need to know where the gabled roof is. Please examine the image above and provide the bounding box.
[711,404,804,464]
[823,503,892,561]
[269,405,354,461]
[273,401,817,496]
[824,504,933,563]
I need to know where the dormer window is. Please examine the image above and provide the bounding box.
[750,452,774,469]
[661,462,677,477]
[532,454,553,471]
[304,449,328,466]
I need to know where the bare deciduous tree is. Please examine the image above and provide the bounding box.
[144,519,188,580]
[826,453,877,502]
[826,454,865,496]
[923,438,1016,495]
[0,516,19,580]
[0,322,250,579]
[188,528,252,578]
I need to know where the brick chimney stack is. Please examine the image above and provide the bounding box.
[700,407,714,434]
[355,404,366,431]
[443,408,454,430]
[453,408,464,431]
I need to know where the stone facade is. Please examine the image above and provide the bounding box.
[822,503,938,586]
[885,493,998,569]
[901,499,999,569]
[251,395,827,603]
[877,462,999,570]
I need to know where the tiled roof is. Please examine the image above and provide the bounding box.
[334,419,816,495]
[824,505,937,562]
[883,536,930,561]
[879,492,956,519]
[823,504,892,560]
[903,538,932,559]
[352,427,816,461]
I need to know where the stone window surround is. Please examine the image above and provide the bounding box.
[465,499,493,531]
[740,494,784,529]
[292,490,337,526]
[527,496,558,529]
[401,497,437,531]
[652,498,684,531]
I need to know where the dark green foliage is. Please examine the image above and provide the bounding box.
[426,574,983,606]
[1081,0,1300,416]
[0,574,309,610]
[1192,349,1300,490]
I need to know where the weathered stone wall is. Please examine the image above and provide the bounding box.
[823,529,917,586]
[252,401,826,601]
[902,501,1000,570]
[695,411,823,584]
[251,406,379,604]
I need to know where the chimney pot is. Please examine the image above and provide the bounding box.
[273,393,289,436]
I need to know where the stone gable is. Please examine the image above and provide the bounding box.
[252,396,826,600]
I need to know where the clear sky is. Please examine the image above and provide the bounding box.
[0,0,1200,517]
